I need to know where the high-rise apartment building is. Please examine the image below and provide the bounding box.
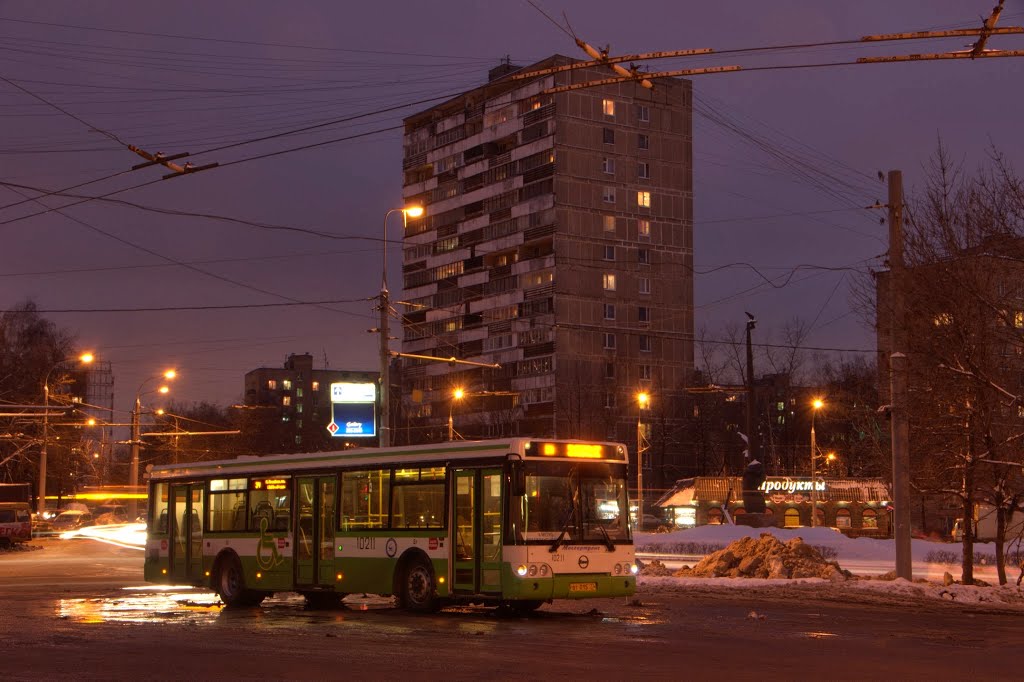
[398,56,693,488]
[244,353,378,452]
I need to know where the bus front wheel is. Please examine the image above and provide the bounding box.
[215,553,265,608]
[399,556,439,613]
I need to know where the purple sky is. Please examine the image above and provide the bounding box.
[1,1,1021,428]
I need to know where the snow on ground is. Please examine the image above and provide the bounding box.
[635,524,1011,563]
[638,574,1024,610]
[634,525,1024,610]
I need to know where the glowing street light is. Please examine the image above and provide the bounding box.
[810,397,825,527]
[130,369,177,518]
[379,205,424,448]
[448,388,465,441]
[39,351,95,513]
[634,391,651,528]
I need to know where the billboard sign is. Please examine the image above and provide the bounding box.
[327,382,377,438]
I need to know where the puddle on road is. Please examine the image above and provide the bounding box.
[57,588,395,626]
[802,631,839,639]
[57,587,664,630]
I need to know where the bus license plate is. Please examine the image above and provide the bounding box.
[569,582,597,593]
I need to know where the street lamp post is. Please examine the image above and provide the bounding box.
[39,352,94,514]
[380,205,423,448]
[130,370,176,518]
[636,392,650,528]
[448,388,464,441]
[810,397,824,527]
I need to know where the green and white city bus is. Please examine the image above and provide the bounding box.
[144,438,638,612]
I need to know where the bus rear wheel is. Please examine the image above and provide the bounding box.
[215,554,265,608]
[399,556,439,613]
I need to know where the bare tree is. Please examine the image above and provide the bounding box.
[890,144,1024,584]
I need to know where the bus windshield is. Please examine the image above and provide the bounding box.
[516,462,630,544]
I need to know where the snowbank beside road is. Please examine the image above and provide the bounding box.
[639,574,1024,609]
[635,524,1005,563]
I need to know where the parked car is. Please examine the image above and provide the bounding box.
[93,505,129,525]
[50,510,95,532]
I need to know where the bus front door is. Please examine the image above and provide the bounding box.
[295,476,336,588]
[452,468,503,597]
[169,483,204,584]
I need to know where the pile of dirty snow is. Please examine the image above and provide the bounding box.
[644,533,849,581]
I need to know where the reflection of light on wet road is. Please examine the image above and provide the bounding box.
[59,588,221,624]
[57,586,663,631]
[60,523,146,550]
[803,631,839,639]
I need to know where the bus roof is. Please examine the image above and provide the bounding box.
[147,438,627,481]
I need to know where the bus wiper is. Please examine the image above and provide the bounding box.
[594,521,615,552]
[549,506,574,553]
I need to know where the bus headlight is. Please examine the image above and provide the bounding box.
[630,563,639,575]
[516,564,528,577]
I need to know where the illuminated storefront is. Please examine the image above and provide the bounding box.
[656,476,892,537]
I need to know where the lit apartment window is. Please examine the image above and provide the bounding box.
[603,245,616,261]
[267,379,277,390]
[295,435,302,445]
[639,306,651,322]
[603,187,616,203]
[638,134,649,150]
[282,396,292,406]
[296,419,302,429]
[602,98,616,118]
[311,381,320,391]
[604,304,616,320]
[637,191,651,208]
[640,364,652,380]
[297,403,303,413]
[603,333,616,350]
[296,388,303,398]
[602,157,616,175]
[282,415,290,422]
[603,215,616,233]
[638,249,649,264]
[282,379,292,390]
[1015,311,1024,328]
[602,128,615,144]
[603,273,617,291]
[639,277,651,294]
[637,105,650,122]
[638,219,651,239]
[638,162,650,179]
[639,335,652,352]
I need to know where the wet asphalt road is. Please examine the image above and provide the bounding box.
[1,539,1021,680]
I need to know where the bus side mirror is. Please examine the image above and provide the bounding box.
[510,462,526,496]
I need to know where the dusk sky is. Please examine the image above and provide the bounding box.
[2,0,1021,426]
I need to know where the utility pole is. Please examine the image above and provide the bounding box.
[744,313,757,471]
[888,169,912,580]
[379,285,391,448]
[129,397,141,520]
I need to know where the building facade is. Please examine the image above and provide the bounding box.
[656,476,893,538]
[243,353,378,452]
[398,56,694,489]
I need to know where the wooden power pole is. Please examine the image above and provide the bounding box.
[888,170,912,580]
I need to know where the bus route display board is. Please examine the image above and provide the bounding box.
[327,382,377,438]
